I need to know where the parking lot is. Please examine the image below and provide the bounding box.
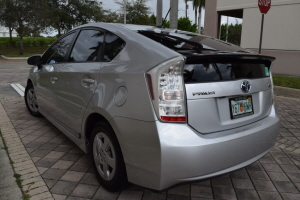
[1,58,300,200]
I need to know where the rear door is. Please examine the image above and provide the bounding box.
[184,55,275,133]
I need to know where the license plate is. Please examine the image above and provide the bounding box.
[229,96,254,119]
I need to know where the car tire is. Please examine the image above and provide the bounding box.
[91,122,127,191]
[25,84,42,117]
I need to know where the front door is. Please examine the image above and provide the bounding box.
[51,29,105,136]
[35,31,77,119]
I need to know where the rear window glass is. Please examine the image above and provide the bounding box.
[138,30,252,53]
[184,62,270,83]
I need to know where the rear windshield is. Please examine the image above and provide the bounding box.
[138,30,252,53]
[184,62,271,83]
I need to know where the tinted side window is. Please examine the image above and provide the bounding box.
[42,32,76,64]
[103,32,125,62]
[69,29,104,62]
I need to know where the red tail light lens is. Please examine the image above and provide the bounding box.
[146,56,186,123]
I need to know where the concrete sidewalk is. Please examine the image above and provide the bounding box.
[0,100,53,200]
[0,133,23,200]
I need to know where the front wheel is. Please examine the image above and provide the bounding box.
[25,84,41,117]
[91,122,127,191]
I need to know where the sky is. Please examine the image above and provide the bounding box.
[102,0,243,27]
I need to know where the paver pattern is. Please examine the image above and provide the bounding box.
[1,95,300,200]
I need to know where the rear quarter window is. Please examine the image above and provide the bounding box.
[103,32,126,62]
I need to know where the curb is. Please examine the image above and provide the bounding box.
[0,55,28,60]
[0,132,23,199]
[274,86,300,99]
[0,102,54,200]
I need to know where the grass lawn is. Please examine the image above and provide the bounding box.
[273,76,300,90]
[0,46,49,57]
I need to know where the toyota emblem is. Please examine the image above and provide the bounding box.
[241,81,251,93]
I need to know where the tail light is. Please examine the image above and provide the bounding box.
[146,56,186,122]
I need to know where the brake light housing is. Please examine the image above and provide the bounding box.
[146,56,186,122]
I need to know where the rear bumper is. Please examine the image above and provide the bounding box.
[157,105,279,190]
[113,105,279,190]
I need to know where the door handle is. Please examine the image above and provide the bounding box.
[82,78,95,84]
[51,77,57,83]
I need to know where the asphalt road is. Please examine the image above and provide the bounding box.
[0,57,29,98]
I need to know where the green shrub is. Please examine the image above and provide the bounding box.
[32,40,39,46]
[38,39,46,46]
[0,37,57,47]
[7,40,17,47]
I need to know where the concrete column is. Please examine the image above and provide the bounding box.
[204,0,220,38]
[156,0,163,26]
[170,0,178,29]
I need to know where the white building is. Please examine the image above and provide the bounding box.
[204,0,300,76]
[0,26,18,37]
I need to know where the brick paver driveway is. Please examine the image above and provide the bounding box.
[1,95,300,200]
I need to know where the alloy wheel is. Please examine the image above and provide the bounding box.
[93,132,116,181]
[26,88,39,113]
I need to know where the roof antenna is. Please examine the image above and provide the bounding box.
[156,7,171,28]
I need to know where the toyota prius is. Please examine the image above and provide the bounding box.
[25,23,280,191]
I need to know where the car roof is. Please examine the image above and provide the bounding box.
[75,22,257,56]
[76,22,205,37]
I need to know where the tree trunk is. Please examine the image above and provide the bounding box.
[19,34,23,55]
[9,27,13,41]
[185,1,188,18]
[198,8,202,34]
[194,8,197,25]
[58,27,61,37]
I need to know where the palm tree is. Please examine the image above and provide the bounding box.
[184,0,192,18]
[193,0,205,33]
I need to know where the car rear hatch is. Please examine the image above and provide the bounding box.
[184,54,275,133]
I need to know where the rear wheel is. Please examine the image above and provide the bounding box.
[25,84,41,117]
[91,122,127,191]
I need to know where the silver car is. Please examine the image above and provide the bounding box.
[25,23,280,191]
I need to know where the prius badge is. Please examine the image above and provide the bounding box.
[241,81,251,93]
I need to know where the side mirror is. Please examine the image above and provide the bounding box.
[27,55,42,66]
